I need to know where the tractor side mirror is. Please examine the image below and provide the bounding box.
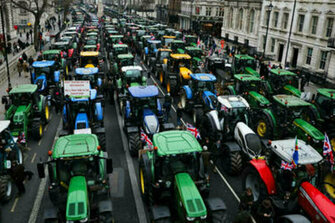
[106,158,113,174]
[2,96,8,105]
[37,162,45,178]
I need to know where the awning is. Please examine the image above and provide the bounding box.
[203,23,213,27]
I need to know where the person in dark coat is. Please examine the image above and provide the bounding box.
[163,94,172,122]
[240,188,254,211]
[233,203,253,223]
[10,161,26,195]
[176,106,183,129]
[22,52,27,61]
[256,198,274,223]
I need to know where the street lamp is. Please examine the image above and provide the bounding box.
[262,2,273,58]
[0,0,11,90]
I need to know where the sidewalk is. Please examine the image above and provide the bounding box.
[0,14,71,119]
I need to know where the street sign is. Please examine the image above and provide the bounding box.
[64,80,90,97]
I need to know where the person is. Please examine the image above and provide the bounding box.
[256,198,274,223]
[10,161,32,196]
[233,203,253,223]
[163,94,171,122]
[201,145,211,174]
[240,188,254,211]
[17,57,23,77]
[176,106,183,129]
[26,32,29,41]
[28,55,34,67]
[22,52,27,61]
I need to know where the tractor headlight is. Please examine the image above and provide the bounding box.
[186,217,195,221]
[165,180,171,188]
[313,138,319,143]
[200,215,207,219]
[80,218,88,222]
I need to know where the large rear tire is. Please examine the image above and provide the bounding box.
[139,154,152,204]
[97,133,106,151]
[0,175,13,203]
[242,166,268,203]
[192,108,203,127]
[32,121,43,140]
[255,114,273,139]
[100,211,115,223]
[129,133,141,157]
[168,79,178,96]
[221,147,242,176]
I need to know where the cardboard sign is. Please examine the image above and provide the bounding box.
[74,128,92,135]
[64,81,90,97]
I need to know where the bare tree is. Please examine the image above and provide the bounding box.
[61,0,74,27]
[11,0,54,50]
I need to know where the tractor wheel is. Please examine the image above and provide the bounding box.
[97,133,106,151]
[221,147,242,176]
[302,107,317,124]
[180,90,187,109]
[167,79,178,96]
[100,211,114,223]
[242,166,268,203]
[0,175,13,203]
[43,104,50,124]
[255,114,273,139]
[159,71,164,84]
[192,108,203,127]
[129,133,141,157]
[323,173,335,201]
[32,121,43,140]
[139,154,152,204]
[199,114,217,142]
[329,133,335,150]
[119,100,124,116]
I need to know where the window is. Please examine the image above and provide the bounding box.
[239,9,243,30]
[271,38,275,52]
[311,16,318,35]
[326,18,334,37]
[219,8,224,17]
[282,12,289,29]
[20,19,28,25]
[249,9,255,33]
[195,7,200,15]
[306,48,313,65]
[216,7,219,17]
[320,51,327,69]
[206,7,211,16]
[297,15,305,32]
[273,11,279,28]
[229,8,233,28]
[265,10,270,26]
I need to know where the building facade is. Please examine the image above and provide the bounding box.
[179,0,223,35]
[0,1,17,41]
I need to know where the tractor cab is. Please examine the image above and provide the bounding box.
[169,53,192,80]
[110,44,129,60]
[83,44,98,52]
[109,35,124,46]
[42,50,63,61]
[112,53,136,78]
[156,48,171,64]
[185,47,204,71]
[206,56,232,82]
[170,40,185,54]
[162,35,176,47]
[233,74,271,99]
[79,51,102,68]
[37,134,113,222]
[184,35,197,47]
[143,40,162,65]
[232,54,259,77]
[75,68,103,93]
[120,66,146,88]
[32,61,61,92]
[268,69,300,97]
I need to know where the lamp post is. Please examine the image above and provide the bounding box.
[284,0,297,67]
[0,0,11,90]
[262,2,273,59]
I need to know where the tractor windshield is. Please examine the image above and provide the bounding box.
[186,37,197,44]
[271,74,298,89]
[43,54,59,61]
[196,81,215,92]
[164,38,174,46]
[236,80,262,93]
[120,58,134,67]
[10,93,34,106]
[149,42,162,51]
[158,51,170,63]
[35,67,51,77]
[171,42,184,51]
[114,47,128,54]
[80,56,98,67]
[235,58,256,72]
[77,74,95,82]
[316,94,335,118]
[188,50,202,58]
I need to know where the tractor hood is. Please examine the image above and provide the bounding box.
[14,105,27,123]
[180,67,192,80]
[293,119,324,141]
[245,67,259,77]
[75,113,89,129]
[283,85,301,97]
[143,109,159,134]
[202,90,217,110]
[66,176,89,221]
[175,173,207,219]
[249,91,270,106]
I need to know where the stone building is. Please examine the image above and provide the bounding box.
[0,1,17,41]
[179,0,224,35]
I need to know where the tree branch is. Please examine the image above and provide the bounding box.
[11,0,36,15]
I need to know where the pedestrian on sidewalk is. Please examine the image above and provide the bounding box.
[22,52,27,61]
[26,31,29,41]
[17,57,23,77]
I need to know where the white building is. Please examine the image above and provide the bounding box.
[0,1,17,40]
[179,0,224,35]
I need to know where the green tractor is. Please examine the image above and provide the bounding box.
[232,54,259,77]
[139,130,228,222]
[0,120,24,202]
[184,35,198,47]
[185,46,205,72]
[111,53,135,78]
[37,134,114,222]
[268,69,301,97]
[108,43,129,61]
[2,84,49,140]
[170,39,186,54]
[254,94,324,152]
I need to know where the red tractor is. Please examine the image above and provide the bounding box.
[243,138,335,222]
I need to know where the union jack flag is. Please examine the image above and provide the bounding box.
[197,37,200,47]
[140,128,153,149]
[186,123,201,140]
[281,160,294,171]
[151,36,155,40]
[292,136,299,167]
[183,35,185,42]
[323,133,334,166]
[18,132,26,144]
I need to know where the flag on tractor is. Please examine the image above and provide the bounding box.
[186,123,201,140]
[183,35,185,41]
[280,160,294,171]
[197,37,201,47]
[323,133,334,166]
[151,35,155,40]
[140,128,153,149]
[292,136,299,168]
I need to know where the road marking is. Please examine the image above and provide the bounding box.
[28,118,62,223]
[44,124,48,132]
[115,95,148,223]
[10,197,19,212]
[26,147,31,151]
[24,155,28,163]
[38,139,42,146]
[31,153,37,163]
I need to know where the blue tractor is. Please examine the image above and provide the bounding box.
[31,60,62,112]
[61,85,106,150]
[179,73,217,124]
[75,67,104,96]
[121,85,174,156]
[143,39,161,66]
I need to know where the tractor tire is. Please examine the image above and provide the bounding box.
[301,106,318,124]
[223,88,234,95]
[97,133,106,151]
[192,108,203,127]
[129,133,141,157]
[221,147,242,176]
[32,121,43,140]
[242,166,268,203]
[255,113,273,139]
[329,132,335,150]
[42,103,51,124]
[0,175,13,203]
[322,172,335,202]
[159,71,164,85]
[119,100,124,116]
[167,79,178,96]
[139,153,153,204]
[199,114,218,142]
[100,211,115,223]
[180,90,187,110]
